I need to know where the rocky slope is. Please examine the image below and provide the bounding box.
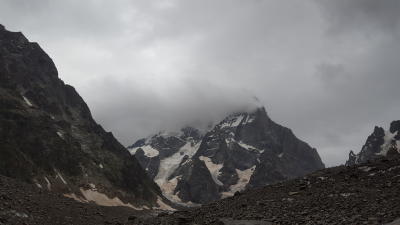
[0,174,146,225]
[0,24,164,208]
[134,155,400,225]
[128,107,325,204]
[2,153,399,224]
[346,121,400,166]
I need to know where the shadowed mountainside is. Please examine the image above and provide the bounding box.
[0,24,164,208]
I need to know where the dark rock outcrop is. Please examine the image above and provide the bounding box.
[346,121,400,166]
[0,25,162,207]
[127,127,204,204]
[129,107,325,204]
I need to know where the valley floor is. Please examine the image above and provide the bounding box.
[1,156,400,225]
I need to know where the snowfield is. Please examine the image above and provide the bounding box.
[154,141,201,202]
[128,145,159,157]
[199,156,223,186]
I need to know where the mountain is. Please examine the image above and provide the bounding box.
[128,107,325,204]
[346,121,400,166]
[127,127,203,204]
[0,24,166,208]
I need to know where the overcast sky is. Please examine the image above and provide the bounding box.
[1,0,399,166]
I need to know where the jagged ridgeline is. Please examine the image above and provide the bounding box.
[346,121,400,166]
[0,24,167,209]
[128,107,325,204]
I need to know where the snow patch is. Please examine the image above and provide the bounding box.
[388,165,400,172]
[63,193,85,203]
[80,184,144,210]
[221,191,234,198]
[155,141,200,191]
[128,145,159,158]
[22,96,33,107]
[56,131,64,139]
[44,176,51,190]
[229,166,256,194]
[242,115,255,125]
[8,210,28,218]
[340,193,354,198]
[155,196,175,211]
[231,115,244,127]
[158,176,181,203]
[199,156,223,186]
[219,115,244,129]
[55,170,67,184]
[237,141,263,152]
[358,166,373,172]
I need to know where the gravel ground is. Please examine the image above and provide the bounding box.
[135,156,400,225]
[0,175,148,225]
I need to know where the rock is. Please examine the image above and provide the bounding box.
[0,24,162,207]
[346,122,400,165]
[128,216,137,221]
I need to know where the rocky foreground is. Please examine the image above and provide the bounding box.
[1,156,400,225]
[0,174,151,225]
[136,156,400,225]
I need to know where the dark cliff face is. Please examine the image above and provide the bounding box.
[0,25,161,207]
[129,107,325,204]
[346,121,400,166]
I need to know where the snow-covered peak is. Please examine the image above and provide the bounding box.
[128,127,202,149]
[346,121,400,166]
[215,107,266,131]
[219,114,245,129]
[128,105,324,205]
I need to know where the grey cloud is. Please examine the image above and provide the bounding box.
[316,0,400,36]
[0,0,399,166]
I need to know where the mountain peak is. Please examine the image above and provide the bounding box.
[390,120,400,134]
[129,105,324,204]
[346,121,400,166]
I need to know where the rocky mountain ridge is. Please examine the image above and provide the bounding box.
[346,120,400,166]
[0,24,165,209]
[129,107,325,204]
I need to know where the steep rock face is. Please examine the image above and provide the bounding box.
[0,25,162,208]
[346,121,400,166]
[127,127,203,203]
[129,107,325,204]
